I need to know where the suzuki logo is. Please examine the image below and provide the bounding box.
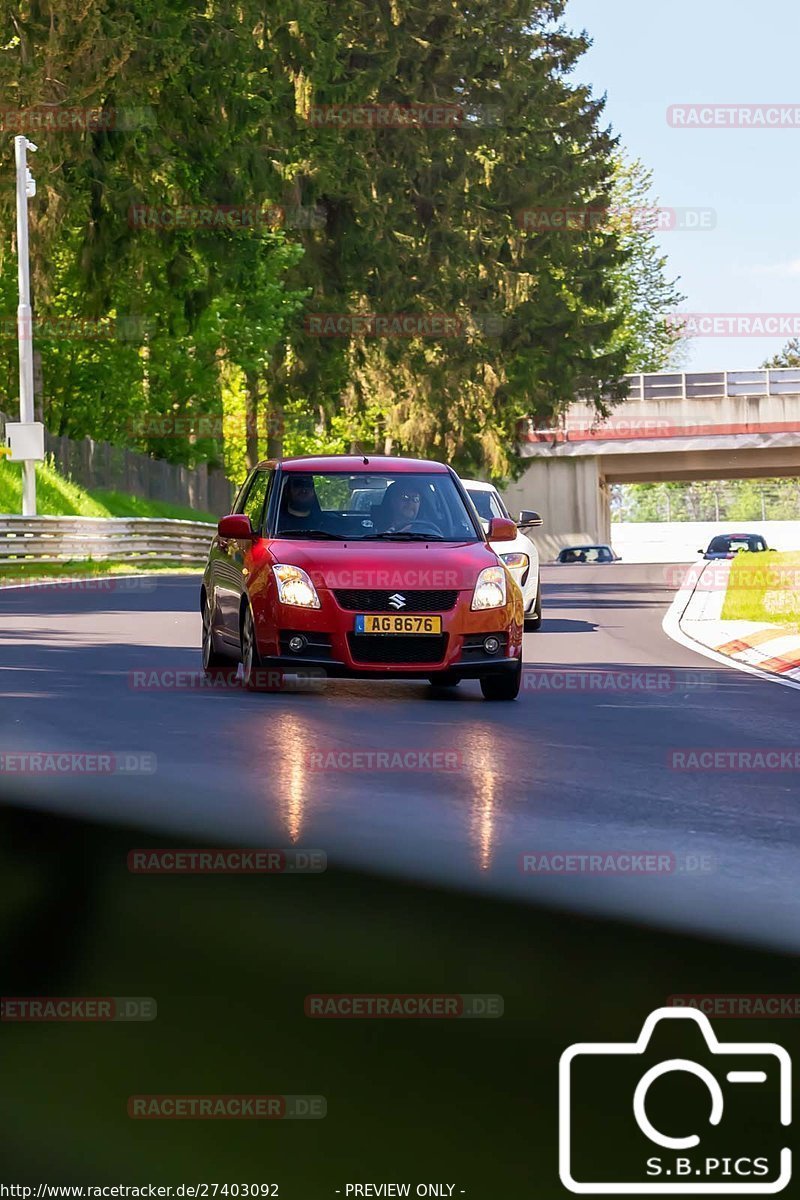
[388,593,406,609]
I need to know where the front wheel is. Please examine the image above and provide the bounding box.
[202,590,233,678]
[480,659,522,701]
[524,583,542,632]
[241,604,284,693]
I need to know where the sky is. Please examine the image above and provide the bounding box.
[564,0,800,372]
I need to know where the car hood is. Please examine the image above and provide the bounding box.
[269,538,502,590]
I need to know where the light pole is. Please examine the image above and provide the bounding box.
[14,135,39,515]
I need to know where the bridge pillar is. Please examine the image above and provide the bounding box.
[502,456,610,561]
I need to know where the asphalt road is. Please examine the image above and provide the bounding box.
[2,563,800,951]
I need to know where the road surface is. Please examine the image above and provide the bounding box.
[2,563,799,950]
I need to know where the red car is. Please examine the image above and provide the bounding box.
[201,456,524,699]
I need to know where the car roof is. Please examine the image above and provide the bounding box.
[461,479,496,492]
[256,455,450,474]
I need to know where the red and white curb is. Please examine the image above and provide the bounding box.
[662,559,800,692]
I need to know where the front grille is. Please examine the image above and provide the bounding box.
[347,633,448,665]
[334,589,458,613]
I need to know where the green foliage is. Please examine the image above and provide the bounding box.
[763,340,800,369]
[0,0,681,480]
[614,478,800,523]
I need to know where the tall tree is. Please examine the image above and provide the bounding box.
[763,339,800,368]
[603,157,686,372]
[0,0,686,483]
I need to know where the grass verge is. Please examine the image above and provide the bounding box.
[720,550,800,629]
[0,458,217,523]
[0,561,201,586]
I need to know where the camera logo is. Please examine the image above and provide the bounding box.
[559,1006,791,1194]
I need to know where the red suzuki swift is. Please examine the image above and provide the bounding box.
[201,456,524,699]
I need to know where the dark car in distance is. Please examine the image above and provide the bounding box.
[555,544,621,564]
[700,533,773,560]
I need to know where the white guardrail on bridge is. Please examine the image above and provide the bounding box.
[0,516,216,566]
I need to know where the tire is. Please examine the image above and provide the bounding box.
[480,658,522,701]
[240,603,284,693]
[202,590,234,679]
[428,672,461,688]
[524,583,542,632]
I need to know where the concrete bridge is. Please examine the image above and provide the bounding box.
[504,368,800,558]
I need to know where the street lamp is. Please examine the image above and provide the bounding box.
[6,135,45,515]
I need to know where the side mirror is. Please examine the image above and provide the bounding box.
[697,549,704,555]
[518,509,543,528]
[487,517,518,543]
[218,513,256,540]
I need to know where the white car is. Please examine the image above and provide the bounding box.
[462,479,543,630]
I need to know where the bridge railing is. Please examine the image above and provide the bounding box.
[621,368,800,402]
[0,515,215,566]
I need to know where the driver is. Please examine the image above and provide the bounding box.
[380,482,422,532]
[278,473,319,531]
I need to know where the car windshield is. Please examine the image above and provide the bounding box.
[466,488,506,522]
[273,471,480,541]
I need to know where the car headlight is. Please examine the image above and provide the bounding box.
[272,564,321,608]
[471,565,507,610]
[500,552,529,572]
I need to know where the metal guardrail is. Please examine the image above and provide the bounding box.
[0,515,216,565]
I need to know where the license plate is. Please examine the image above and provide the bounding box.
[355,614,442,635]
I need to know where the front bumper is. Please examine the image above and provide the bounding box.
[251,653,520,682]
[253,588,522,677]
